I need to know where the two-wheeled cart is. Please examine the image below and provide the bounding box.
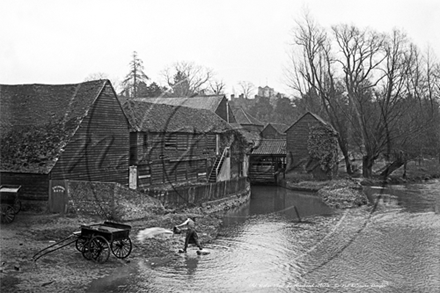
[33,221,132,264]
[0,185,22,224]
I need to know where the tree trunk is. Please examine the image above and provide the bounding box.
[379,151,405,178]
[362,155,375,178]
[336,137,353,175]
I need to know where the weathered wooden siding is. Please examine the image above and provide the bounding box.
[286,113,322,168]
[0,172,49,200]
[51,83,129,184]
[131,131,220,188]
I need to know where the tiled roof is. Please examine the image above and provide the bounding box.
[231,107,263,126]
[0,80,108,173]
[263,122,288,134]
[251,139,286,155]
[284,112,332,133]
[134,95,225,113]
[123,100,231,133]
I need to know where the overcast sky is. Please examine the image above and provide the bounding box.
[1,0,439,97]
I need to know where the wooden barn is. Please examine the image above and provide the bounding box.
[0,80,129,203]
[134,95,237,123]
[248,139,286,184]
[260,123,288,139]
[284,112,331,170]
[123,100,235,189]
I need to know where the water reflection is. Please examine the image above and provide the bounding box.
[222,185,333,227]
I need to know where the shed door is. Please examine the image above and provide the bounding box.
[49,180,67,214]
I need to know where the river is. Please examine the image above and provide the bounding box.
[88,180,440,292]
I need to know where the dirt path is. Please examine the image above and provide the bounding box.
[0,209,223,293]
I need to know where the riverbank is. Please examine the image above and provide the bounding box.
[284,156,440,210]
[0,189,250,293]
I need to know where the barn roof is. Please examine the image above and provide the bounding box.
[251,139,286,155]
[231,107,263,126]
[263,122,288,134]
[284,112,331,133]
[134,95,225,113]
[0,80,110,173]
[123,100,231,134]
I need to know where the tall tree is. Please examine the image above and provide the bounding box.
[332,24,387,177]
[288,14,354,174]
[121,51,149,98]
[272,96,297,125]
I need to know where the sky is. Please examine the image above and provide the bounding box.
[1,0,439,97]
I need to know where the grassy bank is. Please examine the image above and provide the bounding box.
[284,156,440,209]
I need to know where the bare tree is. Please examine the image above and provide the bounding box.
[332,24,388,177]
[208,79,226,95]
[238,81,255,99]
[162,61,214,97]
[288,14,354,174]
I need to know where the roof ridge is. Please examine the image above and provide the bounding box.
[61,82,82,126]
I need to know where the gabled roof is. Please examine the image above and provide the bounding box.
[251,139,286,155]
[262,122,288,134]
[123,100,231,134]
[284,112,330,133]
[231,106,263,126]
[134,95,225,113]
[0,80,110,173]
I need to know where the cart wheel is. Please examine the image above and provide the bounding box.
[87,235,110,264]
[82,239,93,260]
[76,236,87,253]
[111,237,132,259]
[13,199,22,214]
[1,205,15,224]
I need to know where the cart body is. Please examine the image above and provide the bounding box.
[33,221,133,264]
[77,221,133,263]
[0,185,22,223]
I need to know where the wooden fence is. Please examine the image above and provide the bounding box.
[146,176,250,207]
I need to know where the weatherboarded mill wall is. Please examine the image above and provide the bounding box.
[50,83,129,184]
[285,112,326,170]
[130,132,217,188]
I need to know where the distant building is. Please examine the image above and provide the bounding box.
[257,86,275,98]
[0,80,129,202]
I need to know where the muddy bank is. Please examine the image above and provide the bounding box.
[285,179,369,209]
[0,189,250,293]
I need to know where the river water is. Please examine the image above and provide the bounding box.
[88,180,440,292]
